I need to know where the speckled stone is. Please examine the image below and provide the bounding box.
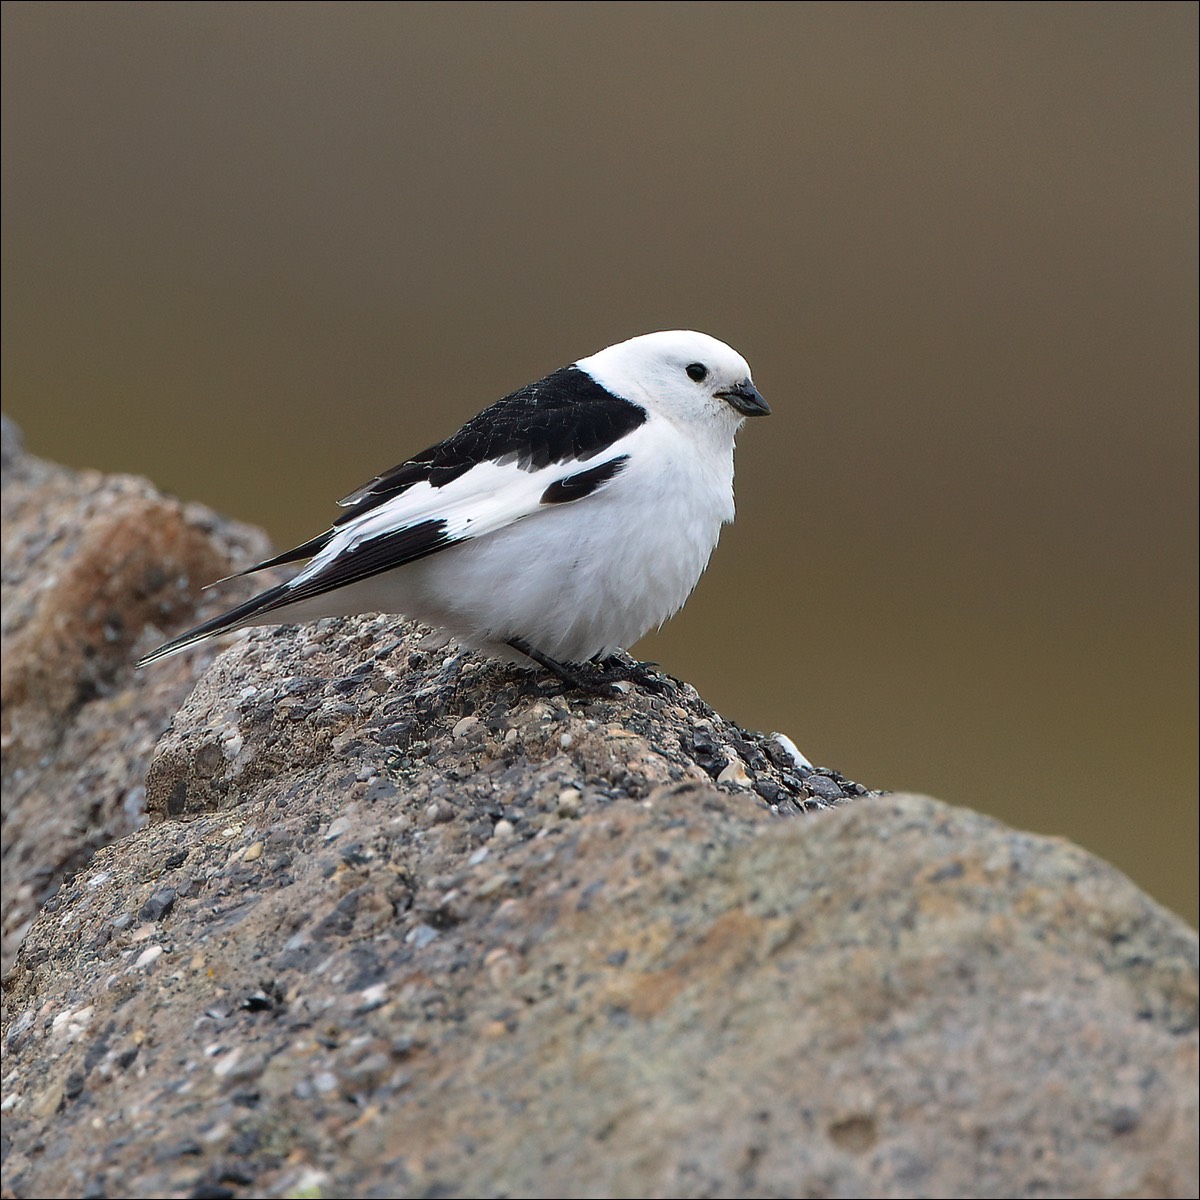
[1,415,272,975]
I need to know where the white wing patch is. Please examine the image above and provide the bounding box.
[293,447,637,597]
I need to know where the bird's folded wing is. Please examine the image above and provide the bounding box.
[139,453,629,668]
[266,453,630,609]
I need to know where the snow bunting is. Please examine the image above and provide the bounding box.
[139,330,769,689]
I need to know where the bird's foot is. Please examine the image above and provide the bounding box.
[591,653,668,694]
[507,640,666,696]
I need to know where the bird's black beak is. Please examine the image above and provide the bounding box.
[717,380,770,417]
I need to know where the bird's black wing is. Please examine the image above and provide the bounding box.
[335,365,646,523]
[226,366,646,582]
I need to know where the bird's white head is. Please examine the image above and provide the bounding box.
[575,330,769,432]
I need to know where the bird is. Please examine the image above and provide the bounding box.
[138,330,770,690]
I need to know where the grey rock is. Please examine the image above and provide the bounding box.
[0,420,1195,1199]
[1,416,273,976]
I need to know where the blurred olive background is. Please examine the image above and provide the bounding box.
[3,3,1196,924]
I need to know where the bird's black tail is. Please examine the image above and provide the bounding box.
[136,581,293,668]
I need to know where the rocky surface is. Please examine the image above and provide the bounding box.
[1,418,1197,1199]
[1,414,273,975]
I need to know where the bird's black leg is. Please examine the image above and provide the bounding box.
[507,639,666,696]
[507,638,617,696]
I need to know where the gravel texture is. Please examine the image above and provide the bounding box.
[1,414,272,976]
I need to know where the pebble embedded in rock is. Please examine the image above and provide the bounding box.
[716,758,752,788]
[138,888,178,923]
[323,817,352,842]
[805,774,845,802]
[405,923,440,948]
[134,945,163,970]
[556,788,583,817]
[452,716,481,739]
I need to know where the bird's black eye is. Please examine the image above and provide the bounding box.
[685,362,708,382]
